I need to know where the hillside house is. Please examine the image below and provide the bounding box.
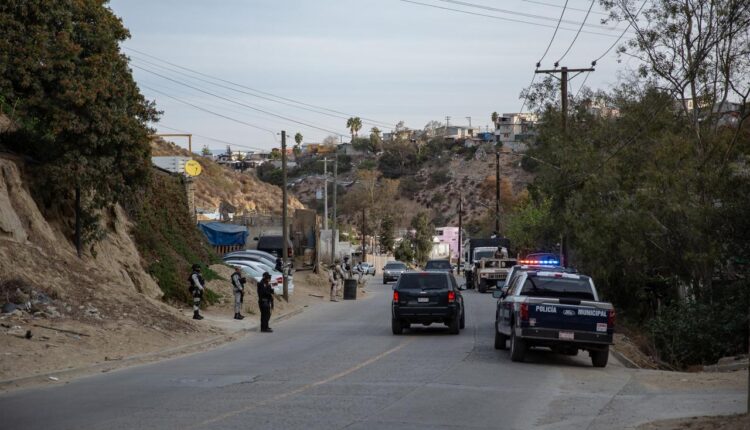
[494,113,537,151]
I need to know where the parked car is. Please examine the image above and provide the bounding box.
[391,272,465,335]
[424,259,453,273]
[224,251,276,267]
[358,262,376,276]
[225,260,294,296]
[256,235,294,259]
[225,249,277,264]
[382,261,408,284]
[493,270,614,367]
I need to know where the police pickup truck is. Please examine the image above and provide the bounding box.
[493,270,614,367]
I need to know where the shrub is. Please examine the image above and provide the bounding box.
[647,282,749,368]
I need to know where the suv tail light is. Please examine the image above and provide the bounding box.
[447,291,456,303]
[520,303,529,321]
[608,308,616,327]
[276,276,283,284]
[393,291,399,302]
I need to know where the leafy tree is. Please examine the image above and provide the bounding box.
[394,238,415,263]
[410,212,434,265]
[0,0,159,244]
[293,132,302,159]
[368,127,382,153]
[294,132,303,145]
[491,111,499,126]
[379,216,395,253]
[201,145,211,156]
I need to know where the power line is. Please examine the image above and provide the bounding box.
[155,124,269,152]
[139,83,278,136]
[592,0,648,64]
[520,0,608,16]
[123,47,396,129]
[399,0,624,38]
[132,65,348,137]
[436,0,621,32]
[537,0,569,66]
[556,0,595,64]
[574,71,591,99]
[129,54,394,130]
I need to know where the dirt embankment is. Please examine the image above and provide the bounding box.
[151,139,303,214]
[0,157,220,384]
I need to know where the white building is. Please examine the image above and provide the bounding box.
[494,113,537,151]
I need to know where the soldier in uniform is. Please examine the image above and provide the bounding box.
[329,263,339,302]
[230,266,246,320]
[257,272,274,332]
[188,264,205,320]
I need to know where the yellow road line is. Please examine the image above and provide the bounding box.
[193,338,415,428]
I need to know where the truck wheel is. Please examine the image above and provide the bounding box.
[459,310,465,329]
[448,315,460,335]
[591,347,609,368]
[494,327,507,350]
[509,326,526,362]
[478,280,488,294]
[391,318,403,335]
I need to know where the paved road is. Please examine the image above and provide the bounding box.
[0,279,743,429]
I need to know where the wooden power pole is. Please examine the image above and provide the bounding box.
[281,130,289,301]
[535,65,594,266]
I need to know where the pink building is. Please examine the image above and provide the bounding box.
[434,227,460,261]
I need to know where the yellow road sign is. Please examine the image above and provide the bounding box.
[184,159,202,176]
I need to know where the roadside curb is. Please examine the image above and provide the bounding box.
[0,307,305,392]
[611,348,640,369]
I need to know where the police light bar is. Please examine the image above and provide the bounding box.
[518,259,560,266]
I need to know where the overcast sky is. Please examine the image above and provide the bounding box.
[110,0,638,153]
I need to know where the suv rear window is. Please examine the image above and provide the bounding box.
[425,260,451,270]
[398,273,448,290]
[520,276,595,300]
[385,263,406,269]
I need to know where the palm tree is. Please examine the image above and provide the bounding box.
[491,112,499,128]
[346,117,362,142]
[293,132,303,159]
[369,127,382,153]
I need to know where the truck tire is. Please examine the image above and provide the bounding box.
[391,318,403,335]
[494,327,507,350]
[465,273,474,289]
[448,315,460,335]
[509,326,526,362]
[478,280,488,294]
[591,347,609,368]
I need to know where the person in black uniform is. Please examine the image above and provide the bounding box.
[257,272,274,332]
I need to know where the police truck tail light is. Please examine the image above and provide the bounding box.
[520,303,529,321]
[447,291,456,303]
[393,291,399,302]
[608,308,616,327]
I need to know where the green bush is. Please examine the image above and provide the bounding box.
[647,282,748,368]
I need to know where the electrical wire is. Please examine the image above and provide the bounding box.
[574,71,591,99]
[139,84,278,136]
[436,0,621,32]
[130,54,388,129]
[399,0,624,38]
[520,0,608,16]
[592,0,648,64]
[124,47,396,129]
[133,65,347,137]
[537,0,569,66]
[556,0,595,64]
[155,124,269,152]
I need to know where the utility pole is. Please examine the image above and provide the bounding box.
[332,153,338,263]
[445,116,451,137]
[495,151,501,235]
[457,196,463,276]
[361,208,366,264]
[535,65,595,266]
[323,157,328,232]
[281,130,289,301]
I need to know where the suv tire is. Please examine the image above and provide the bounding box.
[448,315,460,335]
[509,326,526,362]
[591,347,609,368]
[459,309,465,329]
[478,280,488,293]
[391,318,403,335]
[494,327,507,350]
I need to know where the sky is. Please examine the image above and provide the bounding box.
[109,0,639,153]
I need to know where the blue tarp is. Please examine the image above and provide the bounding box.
[198,222,248,246]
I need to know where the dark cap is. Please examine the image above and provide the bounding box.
[262,272,271,279]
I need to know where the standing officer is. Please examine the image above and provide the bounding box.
[257,272,274,332]
[328,263,339,302]
[230,266,246,320]
[188,264,205,320]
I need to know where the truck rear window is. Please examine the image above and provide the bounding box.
[398,274,448,290]
[425,261,451,270]
[520,277,595,300]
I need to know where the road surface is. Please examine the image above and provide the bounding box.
[0,278,743,429]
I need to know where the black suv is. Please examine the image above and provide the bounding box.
[391,272,465,335]
[424,259,453,273]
